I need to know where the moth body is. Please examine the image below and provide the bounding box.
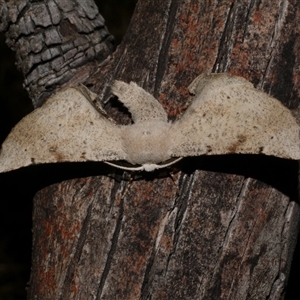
[121,120,172,166]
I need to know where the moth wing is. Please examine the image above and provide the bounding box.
[0,87,127,173]
[169,73,300,160]
[111,80,168,123]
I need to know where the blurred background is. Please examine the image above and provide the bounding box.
[0,1,137,299]
[0,0,299,299]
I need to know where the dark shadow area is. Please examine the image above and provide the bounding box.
[286,233,300,300]
[96,0,138,44]
[0,34,33,300]
[181,154,299,201]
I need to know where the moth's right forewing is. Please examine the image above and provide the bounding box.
[169,74,300,160]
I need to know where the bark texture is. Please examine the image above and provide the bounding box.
[0,0,114,106]
[2,0,300,299]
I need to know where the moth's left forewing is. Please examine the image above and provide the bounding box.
[0,88,127,173]
[168,74,300,160]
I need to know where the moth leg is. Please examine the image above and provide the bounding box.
[111,80,168,123]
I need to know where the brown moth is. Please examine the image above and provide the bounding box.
[0,73,300,172]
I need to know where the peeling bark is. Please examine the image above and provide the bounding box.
[2,0,300,299]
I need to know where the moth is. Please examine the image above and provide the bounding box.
[0,73,300,172]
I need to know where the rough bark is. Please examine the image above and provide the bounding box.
[0,0,114,106]
[1,0,300,299]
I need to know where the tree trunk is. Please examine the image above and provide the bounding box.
[1,0,300,299]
